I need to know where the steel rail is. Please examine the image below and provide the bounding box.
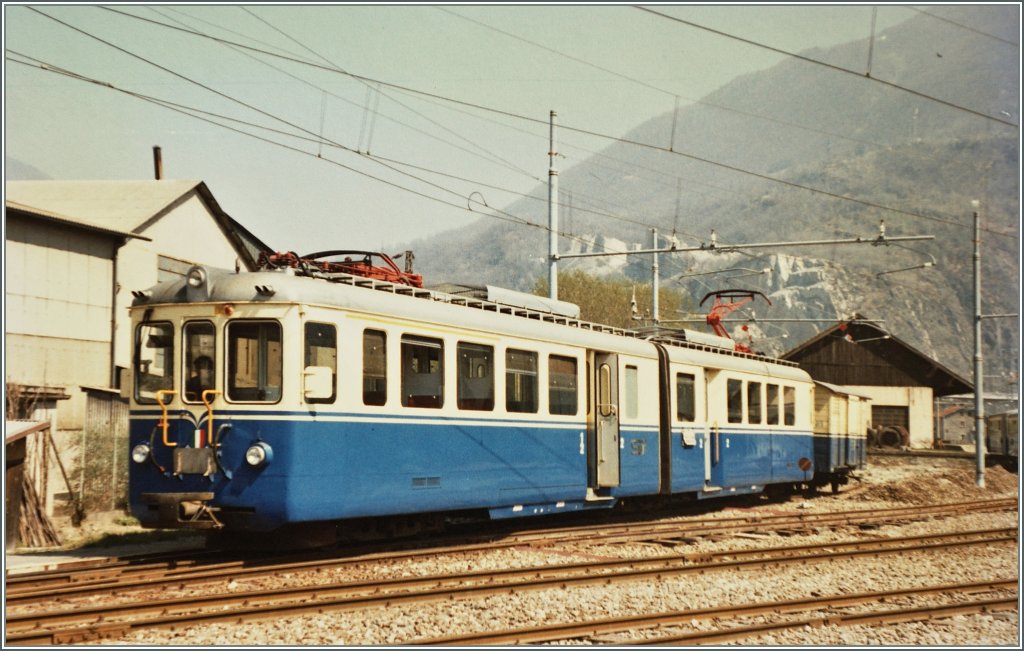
[411,578,1019,645]
[5,528,1016,645]
[6,496,1015,603]
[631,597,1019,645]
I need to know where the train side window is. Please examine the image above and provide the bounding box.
[727,379,743,424]
[457,342,494,411]
[747,381,763,424]
[135,321,174,404]
[363,330,387,406]
[401,335,443,409]
[183,321,216,403]
[676,373,695,422]
[548,355,578,416]
[227,321,282,403]
[783,386,796,426]
[506,349,538,413]
[304,322,337,404]
[766,384,780,425]
[624,366,639,420]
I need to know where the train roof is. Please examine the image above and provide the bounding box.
[131,264,802,371]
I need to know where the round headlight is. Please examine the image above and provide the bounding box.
[245,442,272,467]
[187,266,207,288]
[131,443,151,464]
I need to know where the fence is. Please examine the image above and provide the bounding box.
[80,386,130,512]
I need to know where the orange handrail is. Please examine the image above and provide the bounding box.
[155,389,178,447]
[201,389,222,448]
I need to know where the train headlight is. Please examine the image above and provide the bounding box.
[131,443,151,464]
[245,442,273,467]
[186,266,207,288]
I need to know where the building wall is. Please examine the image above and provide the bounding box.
[5,214,117,430]
[846,385,935,448]
[112,190,244,370]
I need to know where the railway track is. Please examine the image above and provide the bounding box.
[6,496,1015,605]
[412,579,1019,645]
[5,527,1016,645]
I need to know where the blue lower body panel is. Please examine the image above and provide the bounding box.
[129,412,590,531]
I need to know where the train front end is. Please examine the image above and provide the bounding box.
[125,266,306,535]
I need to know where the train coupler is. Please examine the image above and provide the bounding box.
[141,492,223,529]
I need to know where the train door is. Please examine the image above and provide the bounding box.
[591,352,621,487]
[704,372,730,490]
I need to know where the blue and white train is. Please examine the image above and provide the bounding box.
[125,254,867,544]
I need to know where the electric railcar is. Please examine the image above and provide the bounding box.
[125,255,866,544]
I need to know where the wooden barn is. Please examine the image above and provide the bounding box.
[782,320,973,449]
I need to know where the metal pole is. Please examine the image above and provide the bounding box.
[973,208,985,488]
[652,228,660,325]
[548,110,559,300]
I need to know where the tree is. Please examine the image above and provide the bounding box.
[533,269,695,330]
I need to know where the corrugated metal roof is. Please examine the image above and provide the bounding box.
[6,199,150,241]
[813,380,872,399]
[5,180,274,270]
[5,179,201,236]
[6,420,50,446]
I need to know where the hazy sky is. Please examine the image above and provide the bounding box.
[4,4,921,253]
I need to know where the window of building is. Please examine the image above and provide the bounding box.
[766,384,780,425]
[747,381,762,424]
[676,373,696,422]
[457,342,494,411]
[304,322,337,404]
[548,355,578,416]
[183,321,216,403]
[624,365,639,419]
[505,349,538,413]
[135,322,174,404]
[727,378,743,424]
[401,335,443,408]
[362,330,387,406]
[226,321,282,402]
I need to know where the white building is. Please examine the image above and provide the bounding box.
[5,179,269,433]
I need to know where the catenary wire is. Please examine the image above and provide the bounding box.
[151,7,542,182]
[6,51,607,254]
[92,5,1010,235]
[635,5,1019,129]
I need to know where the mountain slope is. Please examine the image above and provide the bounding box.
[403,6,1020,383]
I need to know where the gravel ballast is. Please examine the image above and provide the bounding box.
[84,456,1022,645]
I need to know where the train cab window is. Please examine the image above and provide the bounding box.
[676,373,696,422]
[363,330,387,406]
[747,382,763,424]
[226,321,282,403]
[766,384,780,425]
[783,386,796,426]
[304,322,337,404]
[401,335,443,409]
[624,366,639,420]
[183,321,216,403]
[727,379,743,424]
[457,342,494,411]
[135,322,174,404]
[506,349,538,413]
[548,355,578,416]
